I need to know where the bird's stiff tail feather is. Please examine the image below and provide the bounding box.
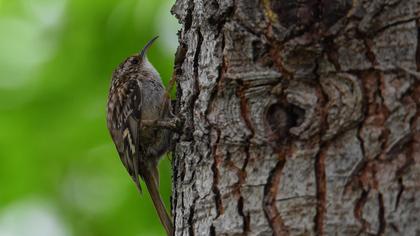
[143,166,174,236]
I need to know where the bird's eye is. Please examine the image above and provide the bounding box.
[131,58,139,65]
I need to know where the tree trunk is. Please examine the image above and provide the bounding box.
[170,0,420,235]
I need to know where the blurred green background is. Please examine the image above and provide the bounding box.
[0,0,178,235]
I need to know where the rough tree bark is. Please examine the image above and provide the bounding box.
[170,0,420,235]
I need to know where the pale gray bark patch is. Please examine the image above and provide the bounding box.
[171,0,420,235]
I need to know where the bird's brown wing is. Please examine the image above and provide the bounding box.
[115,79,144,192]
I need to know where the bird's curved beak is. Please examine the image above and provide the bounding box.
[139,36,159,59]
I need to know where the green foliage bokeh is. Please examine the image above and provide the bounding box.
[0,0,178,235]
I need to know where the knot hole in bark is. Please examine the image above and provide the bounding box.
[265,103,305,144]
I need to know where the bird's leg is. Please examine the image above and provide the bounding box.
[141,117,181,131]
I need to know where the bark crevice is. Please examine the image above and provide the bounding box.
[314,146,327,236]
[211,128,224,218]
[263,152,288,235]
[377,193,386,236]
[354,189,370,235]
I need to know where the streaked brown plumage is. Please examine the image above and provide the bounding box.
[106,36,174,235]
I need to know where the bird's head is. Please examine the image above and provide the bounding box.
[112,36,159,82]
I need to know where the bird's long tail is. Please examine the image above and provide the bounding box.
[143,166,174,236]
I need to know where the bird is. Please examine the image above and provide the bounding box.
[106,36,174,236]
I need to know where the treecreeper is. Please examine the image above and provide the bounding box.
[106,36,177,236]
